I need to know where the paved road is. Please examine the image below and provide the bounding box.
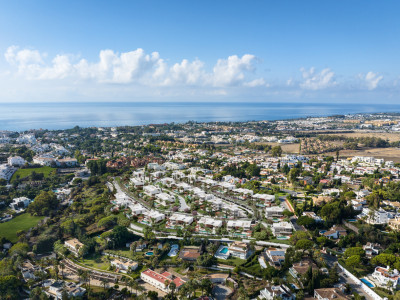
[323,254,374,300]
[169,190,189,211]
[212,284,233,300]
[337,270,374,300]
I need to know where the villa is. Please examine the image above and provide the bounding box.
[228,241,250,260]
[64,238,84,257]
[226,220,252,231]
[9,197,32,212]
[197,216,223,232]
[259,285,294,300]
[265,206,284,219]
[143,185,161,196]
[323,225,347,239]
[141,269,186,293]
[265,247,286,267]
[314,288,349,300]
[179,246,203,261]
[168,213,194,226]
[7,156,26,166]
[272,221,293,236]
[110,259,138,272]
[289,259,318,279]
[372,266,400,289]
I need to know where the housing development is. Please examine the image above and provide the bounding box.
[2,113,400,299]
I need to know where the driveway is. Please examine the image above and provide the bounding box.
[212,284,232,300]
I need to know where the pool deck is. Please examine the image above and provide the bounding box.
[214,245,230,260]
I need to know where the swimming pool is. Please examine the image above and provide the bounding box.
[215,245,230,259]
[145,251,154,256]
[220,247,229,254]
[361,278,374,288]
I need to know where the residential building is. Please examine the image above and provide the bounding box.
[265,248,286,267]
[389,218,400,231]
[0,164,16,181]
[168,213,194,226]
[265,206,284,219]
[47,281,86,300]
[141,269,185,293]
[64,238,84,256]
[179,246,203,261]
[289,259,318,279]
[7,156,26,167]
[228,241,250,260]
[111,259,138,272]
[323,225,347,239]
[314,288,349,300]
[197,216,223,232]
[226,220,252,231]
[9,197,32,211]
[363,242,381,258]
[372,266,400,288]
[259,285,294,300]
[272,221,293,236]
[143,185,161,196]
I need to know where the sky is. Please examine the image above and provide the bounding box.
[0,0,399,103]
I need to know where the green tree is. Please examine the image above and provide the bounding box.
[27,191,58,216]
[346,255,361,269]
[271,146,282,157]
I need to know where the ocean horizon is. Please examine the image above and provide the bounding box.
[1,101,400,131]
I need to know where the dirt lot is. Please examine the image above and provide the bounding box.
[265,142,300,154]
[325,147,400,163]
[322,131,400,142]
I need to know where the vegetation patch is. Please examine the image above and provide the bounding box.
[11,166,55,183]
[0,213,44,243]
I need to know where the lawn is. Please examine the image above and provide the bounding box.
[218,256,246,267]
[0,213,44,242]
[105,248,137,260]
[11,166,55,182]
[268,238,291,245]
[81,254,110,271]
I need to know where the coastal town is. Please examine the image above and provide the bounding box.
[2,113,400,299]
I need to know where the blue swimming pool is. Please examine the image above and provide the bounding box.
[145,251,154,256]
[361,278,374,288]
[220,247,229,254]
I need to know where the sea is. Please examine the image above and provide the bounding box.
[1,101,400,131]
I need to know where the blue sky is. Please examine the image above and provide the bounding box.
[0,0,399,103]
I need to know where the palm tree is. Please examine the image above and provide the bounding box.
[169,281,176,298]
[59,262,65,279]
[127,278,135,295]
[164,279,170,292]
[77,269,84,284]
[81,270,89,288]
[100,278,108,291]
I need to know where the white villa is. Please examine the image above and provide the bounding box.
[272,221,293,236]
[265,206,284,219]
[372,266,400,289]
[64,239,84,257]
[228,241,251,259]
[111,259,138,272]
[143,185,161,196]
[7,156,26,167]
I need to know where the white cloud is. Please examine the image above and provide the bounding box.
[300,67,336,90]
[212,54,257,86]
[4,46,263,88]
[362,71,383,90]
[244,78,267,87]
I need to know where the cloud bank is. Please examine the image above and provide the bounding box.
[0,46,391,102]
[4,46,266,88]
